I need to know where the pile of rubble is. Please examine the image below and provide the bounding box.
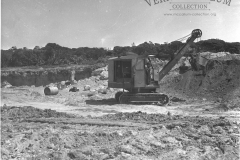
[40,65,109,95]
[159,52,240,107]
[1,105,75,121]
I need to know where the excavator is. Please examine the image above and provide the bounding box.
[108,29,202,105]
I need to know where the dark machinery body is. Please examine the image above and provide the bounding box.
[108,29,202,105]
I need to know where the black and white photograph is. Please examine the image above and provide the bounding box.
[1,0,240,159]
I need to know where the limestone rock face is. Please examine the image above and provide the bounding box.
[1,66,94,87]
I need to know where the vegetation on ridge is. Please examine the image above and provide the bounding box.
[1,39,239,67]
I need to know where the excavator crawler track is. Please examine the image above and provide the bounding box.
[119,93,169,105]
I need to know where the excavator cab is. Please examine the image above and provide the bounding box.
[108,54,158,91]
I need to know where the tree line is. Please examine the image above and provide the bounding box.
[1,39,239,67]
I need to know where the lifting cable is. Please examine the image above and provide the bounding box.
[169,33,191,51]
[173,33,191,42]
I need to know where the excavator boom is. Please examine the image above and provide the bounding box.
[158,29,202,81]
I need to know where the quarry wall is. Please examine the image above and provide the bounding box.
[1,66,98,87]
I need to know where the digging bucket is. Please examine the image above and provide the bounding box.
[44,86,59,95]
[198,56,209,66]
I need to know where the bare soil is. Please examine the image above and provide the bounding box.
[1,106,240,160]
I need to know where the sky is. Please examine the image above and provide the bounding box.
[1,0,240,50]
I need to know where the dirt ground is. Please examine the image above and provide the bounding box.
[1,106,240,160]
[1,58,240,159]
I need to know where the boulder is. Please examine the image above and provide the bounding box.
[95,76,100,81]
[61,81,66,85]
[98,85,105,90]
[87,92,95,97]
[91,68,104,76]
[90,89,96,92]
[84,85,91,91]
[57,81,66,90]
[91,66,108,76]
[65,81,71,86]
[108,88,114,92]
[1,81,12,88]
[98,88,107,94]
[99,71,108,80]
[71,80,78,85]
[69,87,79,92]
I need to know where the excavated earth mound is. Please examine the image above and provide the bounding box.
[159,55,240,107]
